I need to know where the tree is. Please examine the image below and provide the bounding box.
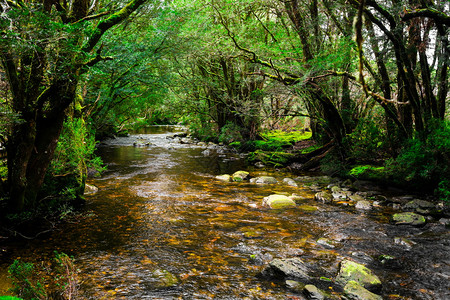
[0,0,149,212]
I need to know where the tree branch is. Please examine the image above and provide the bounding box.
[81,0,147,54]
[402,8,450,26]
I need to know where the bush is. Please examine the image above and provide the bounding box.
[386,120,450,198]
[8,252,79,300]
[345,118,387,162]
[218,122,243,144]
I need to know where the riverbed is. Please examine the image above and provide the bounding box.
[1,126,449,299]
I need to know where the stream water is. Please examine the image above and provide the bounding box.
[0,126,449,299]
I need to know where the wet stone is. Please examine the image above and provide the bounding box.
[84,183,99,195]
[314,191,333,203]
[394,237,416,251]
[392,212,426,226]
[149,269,179,289]
[262,195,296,209]
[343,280,382,300]
[285,280,305,293]
[335,260,382,292]
[261,258,313,282]
[403,199,437,215]
[355,200,372,210]
[303,284,325,300]
[232,171,250,182]
[283,177,298,187]
[250,176,278,184]
[215,174,232,182]
[317,238,339,249]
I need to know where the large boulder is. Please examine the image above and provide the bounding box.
[344,280,383,300]
[262,195,296,209]
[261,258,313,282]
[392,212,426,226]
[232,171,250,182]
[335,260,381,292]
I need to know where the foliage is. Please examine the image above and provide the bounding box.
[40,117,104,214]
[8,260,47,300]
[345,117,388,162]
[8,252,78,300]
[218,122,244,144]
[349,165,386,182]
[386,120,450,196]
[247,150,295,167]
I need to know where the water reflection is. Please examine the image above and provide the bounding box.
[1,126,449,299]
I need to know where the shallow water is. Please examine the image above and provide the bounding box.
[1,126,449,299]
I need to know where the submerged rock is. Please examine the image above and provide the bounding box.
[314,191,333,203]
[215,174,232,182]
[84,183,98,195]
[355,200,372,210]
[283,177,298,187]
[232,170,250,182]
[149,269,179,289]
[261,257,313,281]
[392,212,426,226]
[262,195,296,209]
[250,176,278,184]
[343,280,382,300]
[335,260,381,292]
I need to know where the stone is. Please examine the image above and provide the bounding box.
[317,238,339,249]
[303,284,325,300]
[215,174,232,182]
[335,260,381,292]
[283,177,298,187]
[298,205,319,212]
[261,258,312,281]
[394,237,416,251]
[355,200,372,210]
[262,195,296,209]
[84,183,98,195]
[403,199,436,215]
[349,194,366,202]
[250,176,278,184]
[392,212,426,226]
[314,191,333,203]
[285,280,305,293]
[150,269,179,289]
[232,171,250,182]
[344,280,382,300]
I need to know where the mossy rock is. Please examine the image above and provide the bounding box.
[336,260,381,292]
[0,297,23,300]
[344,280,382,300]
[262,195,296,209]
[250,176,278,184]
[315,191,333,203]
[232,171,249,181]
[150,269,179,289]
[392,212,426,226]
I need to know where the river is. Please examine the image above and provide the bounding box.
[1,126,449,299]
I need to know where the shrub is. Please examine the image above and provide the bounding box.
[386,120,450,198]
[8,252,79,300]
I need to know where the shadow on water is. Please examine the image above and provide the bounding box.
[1,126,449,299]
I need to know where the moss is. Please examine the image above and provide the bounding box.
[349,165,386,181]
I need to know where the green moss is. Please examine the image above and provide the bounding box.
[349,165,386,181]
[248,150,294,167]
